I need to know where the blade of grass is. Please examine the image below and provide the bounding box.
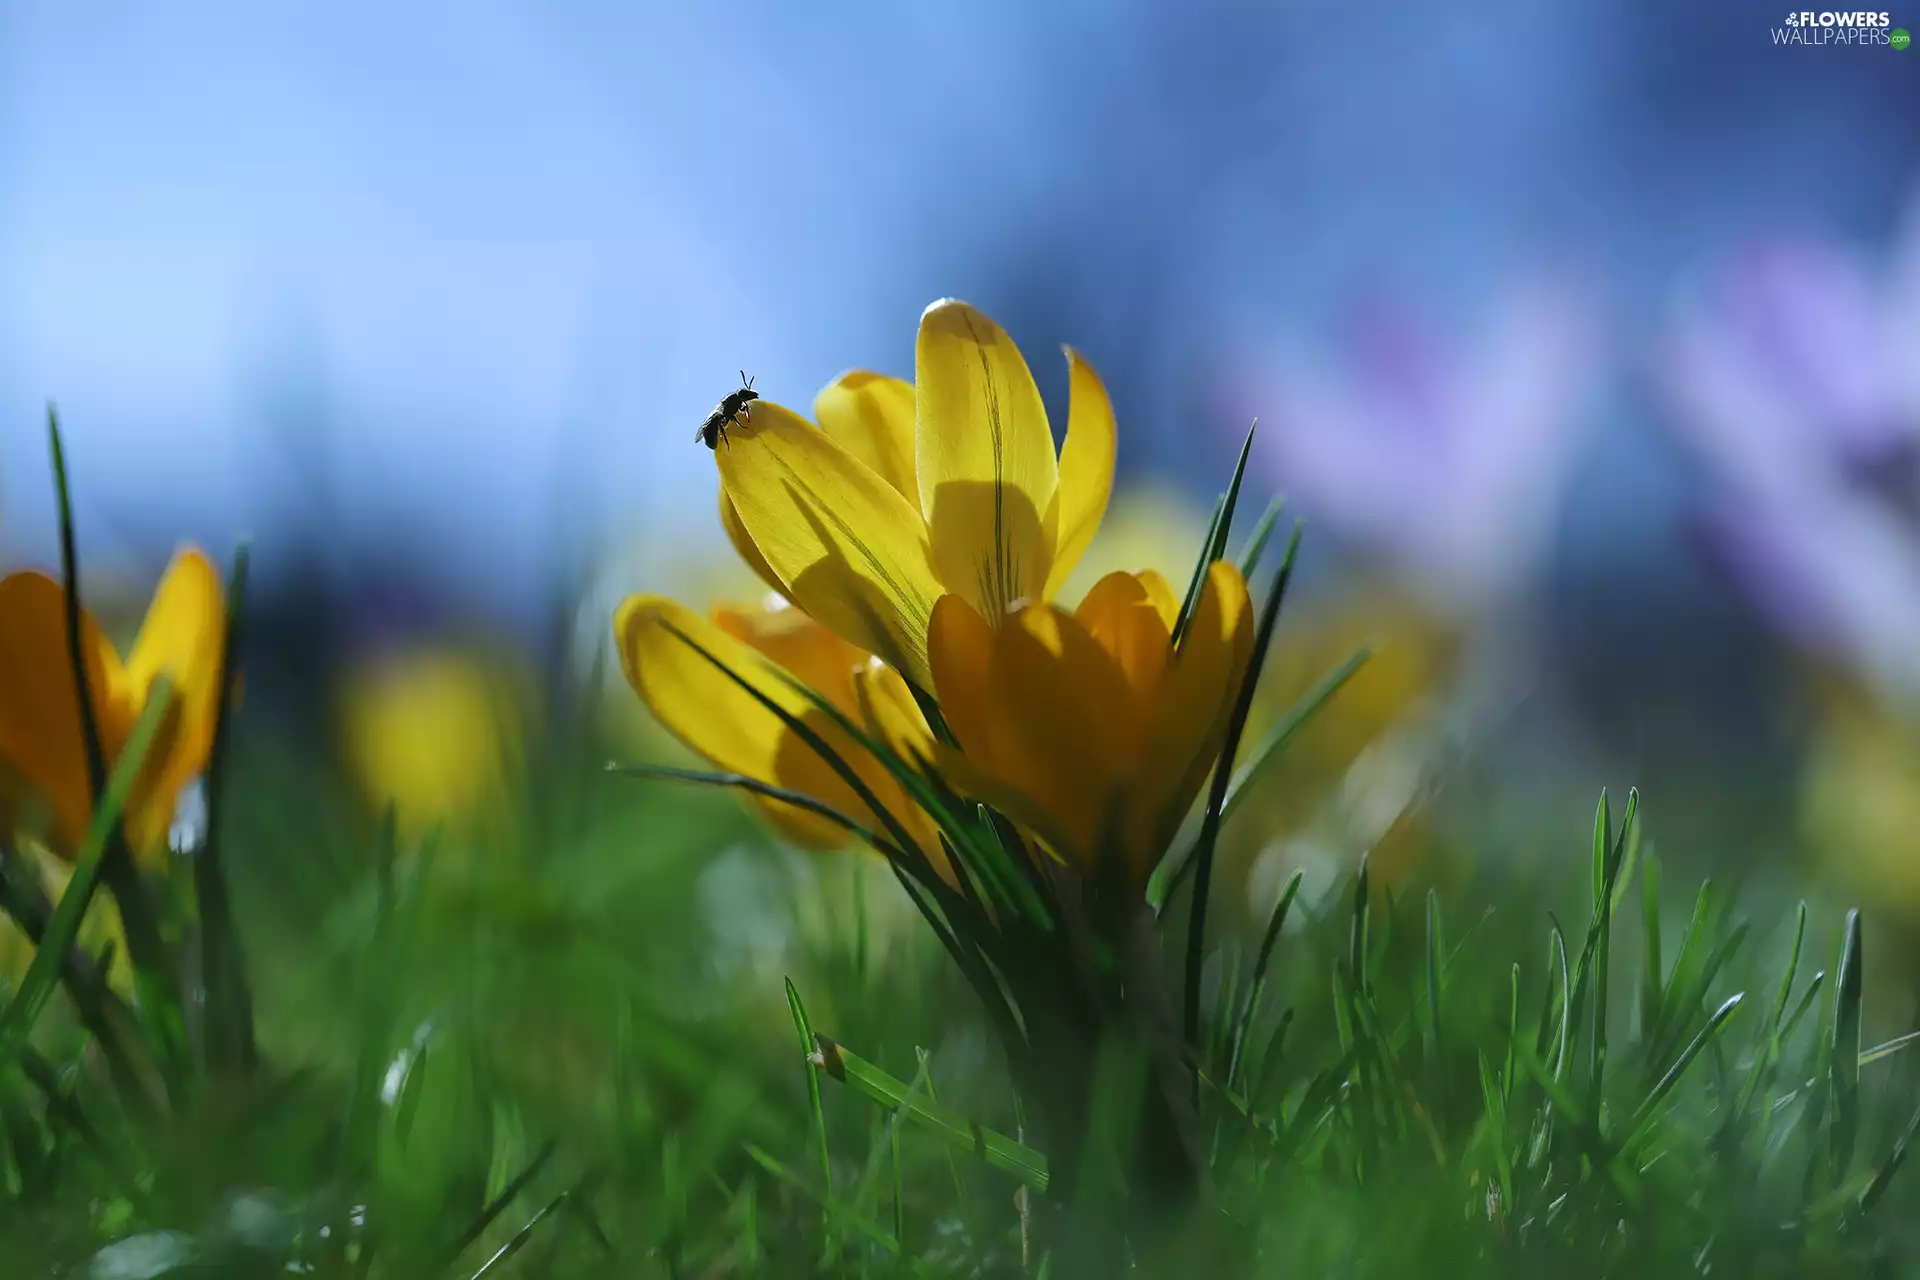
[1831,909,1864,1180]
[466,1186,572,1280]
[48,413,179,1065]
[1150,644,1368,910]
[1182,523,1303,1060]
[0,676,173,1058]
[1226,870,1304,1091]
[811,1034,1049,1192]
[1859,1095,1920,1213]
[1732,902,1807,1127]
[1622,993,1745,1152]
[1639,845,1662,1037]
[1235,495,1284,580]
[785,979,833,1208]
[1504,964,1521,1099]
[743,1143,935,1272]
[195,541,256,1076]
[0,848,165,1119]
[1423,890,1443,1069]
[1220,649,1371,827]
[607,764,912,862]
[1170,495,1228,650]
[1858,1031,1920,1067]
[1173,416,1260,650]
[440,1138,558,1268]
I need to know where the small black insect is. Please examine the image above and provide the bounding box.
[696,372,759,450]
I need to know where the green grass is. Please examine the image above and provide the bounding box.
[7,719,1920,1277]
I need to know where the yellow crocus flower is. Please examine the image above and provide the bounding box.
[713,299,1117,689]
[617,300,1260,895]
[0,548,224,861]
[925,563,1254,887]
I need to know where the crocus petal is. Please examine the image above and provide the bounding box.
[1136,569,1180,629]
[122,548,225,851]
[719,490,788,599]
[915,300,1058,625]
[716,400,945,688]
[1137,562,1255,859]
[616,594,908,853]
[927,594,995,762]
[0,572,133,853]
[1074,572,1172,730]
[932,742,1083,871]
[815,372,920,507]
[853,658,934,766]
[713,596,865,720]
[982,605,1138,865]
[1043,348,1118,598]
[853,659,953,884]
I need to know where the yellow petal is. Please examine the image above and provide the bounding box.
[122,547,225,851]
[1135,562,1255,863]
[915,300,1058,625]
[616,594,910,854]
[0,571,133,854]
[1043,347,1117,598]
[981,605,1137,866]
[716,400,944,689]
[927,594,995,762]
[719,490,788,599]
[815,372,920,507]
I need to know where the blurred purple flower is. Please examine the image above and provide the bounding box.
[1660,198,1920,698]
[1222,271,1601,611]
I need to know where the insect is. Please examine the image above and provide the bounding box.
[696,372,759,450]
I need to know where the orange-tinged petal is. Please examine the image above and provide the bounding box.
[719,490,788,599]
[0,571,133,854]
[616,594,911,854]
[1043,347,1117,598]
[122,547,225,851]
[981,605,1137,866]
[1074,572,1172,730]
[852,660,954,885]
[815,371,919,507]
[854,659,934,767]
[927,594,995,761]
[713,595,865,720]
[932,742,1082,871]
[1135,561,1255,863]
[716,400,944,688]
[1136,569,1180,630]
[915,300,1058,626]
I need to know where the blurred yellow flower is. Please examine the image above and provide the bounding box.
[713,298,1116,688]
[0,548,224,861]
[1232,588,1457,896]
[337,645,530,840]
[1800,682,1920,916]
[926,563,1254,887]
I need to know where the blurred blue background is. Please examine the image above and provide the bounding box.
[4,0,1920,888]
